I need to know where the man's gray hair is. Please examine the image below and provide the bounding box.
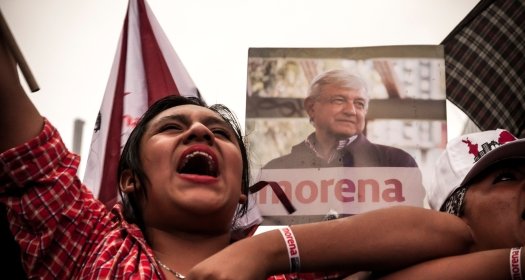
[308,69,369,100]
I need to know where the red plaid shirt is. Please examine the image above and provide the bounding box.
[0,119,164,279]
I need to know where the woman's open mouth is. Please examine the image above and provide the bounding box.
[177,146,218,177]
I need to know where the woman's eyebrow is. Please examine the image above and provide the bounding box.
[201,115,230,127]
[156,114,190,126]
[155,114,229,128]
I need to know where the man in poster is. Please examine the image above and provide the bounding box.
[264,69,418,169]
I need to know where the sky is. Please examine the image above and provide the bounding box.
[1,0,478,177]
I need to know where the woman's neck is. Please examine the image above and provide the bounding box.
[148,227,232,276]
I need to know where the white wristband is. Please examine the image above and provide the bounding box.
[279,226,300,273]
[510,247,522,280]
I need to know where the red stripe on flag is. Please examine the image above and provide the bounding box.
[137,0,180,105]
[98,11,129,208]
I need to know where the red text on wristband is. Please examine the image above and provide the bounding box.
[279,226,300,273]
[510,247,522,280]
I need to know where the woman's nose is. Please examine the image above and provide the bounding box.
[183,122,214,145]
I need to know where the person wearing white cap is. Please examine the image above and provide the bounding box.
[363,128,524,279]
[429,128,525,249]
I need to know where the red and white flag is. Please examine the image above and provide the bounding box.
[83,0,199,207]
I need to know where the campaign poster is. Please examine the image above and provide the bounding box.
[245,46,447,225]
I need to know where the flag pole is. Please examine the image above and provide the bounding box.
[0,8,39,92]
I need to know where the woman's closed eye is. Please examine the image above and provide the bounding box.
[211,128,232,140]
[159,123,183,132]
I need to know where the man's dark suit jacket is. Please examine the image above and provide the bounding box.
[264,134,418,169]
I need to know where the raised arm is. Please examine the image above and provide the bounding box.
[0,35,43,152]
[187,206,474,279]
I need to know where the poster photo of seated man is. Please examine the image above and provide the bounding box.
[245,46,447,225]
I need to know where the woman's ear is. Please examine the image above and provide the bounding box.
[238,194,248,204]
[120,169,138,193]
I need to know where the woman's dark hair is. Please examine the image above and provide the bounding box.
[117,95,250,231]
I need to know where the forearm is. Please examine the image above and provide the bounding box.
[280,206,473,273]
[207,206,473,278]
[379,247,522,280]
[188,206,473,279]
[0,35,42,152]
